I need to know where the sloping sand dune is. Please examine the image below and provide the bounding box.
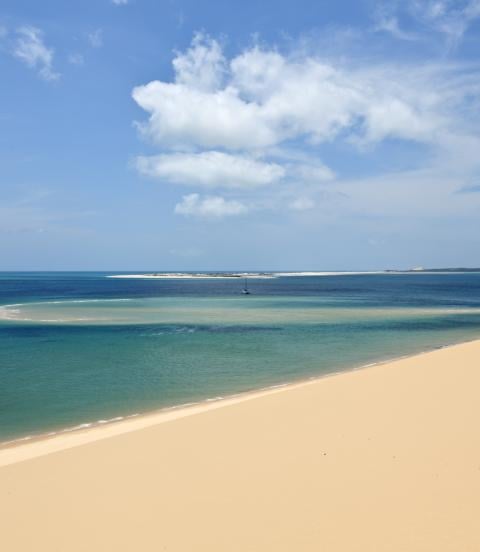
[1,341,480,551]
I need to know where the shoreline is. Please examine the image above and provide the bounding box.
[1,336,477,467]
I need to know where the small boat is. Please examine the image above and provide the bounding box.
[241,278,250,295]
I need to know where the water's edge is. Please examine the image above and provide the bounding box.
[2,335,477,453]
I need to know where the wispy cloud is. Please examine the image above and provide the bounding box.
[412,0,480,46]
[88,28,103,48]
[290,197,315,211]
[175,194,248,218]
[13,26,59,81]
[373,9,419,41]
[68,52,84,65]
[111,0,129,5]
[374,0,480,49]
[410,0,480,48]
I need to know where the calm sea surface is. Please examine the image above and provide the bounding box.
[1,271,480,442]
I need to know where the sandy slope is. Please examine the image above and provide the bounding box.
[1,340,480,551]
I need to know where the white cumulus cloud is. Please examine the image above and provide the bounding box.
[175,194,248,218]
[132,32,480,218]
[136,151,285,189]
[133,80,275,150]
[173,32,226,92]
[132,35,450,152]
[13,26,59,81]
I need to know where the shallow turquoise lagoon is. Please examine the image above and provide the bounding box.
[1,272,480,442]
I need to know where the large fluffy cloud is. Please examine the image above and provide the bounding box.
[132,35,452,153]
[132,32,480,217]
[172,33,226,92]
[133,80,275,150]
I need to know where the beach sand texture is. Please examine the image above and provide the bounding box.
[1,340,480,551]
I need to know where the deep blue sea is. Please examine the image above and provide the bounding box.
[1,271,480,443]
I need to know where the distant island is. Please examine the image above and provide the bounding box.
[108,268,480,280]
[108,272,276,279]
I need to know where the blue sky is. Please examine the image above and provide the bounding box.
[1,0,480,270]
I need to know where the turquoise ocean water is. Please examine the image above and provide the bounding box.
[1,271,480,443]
